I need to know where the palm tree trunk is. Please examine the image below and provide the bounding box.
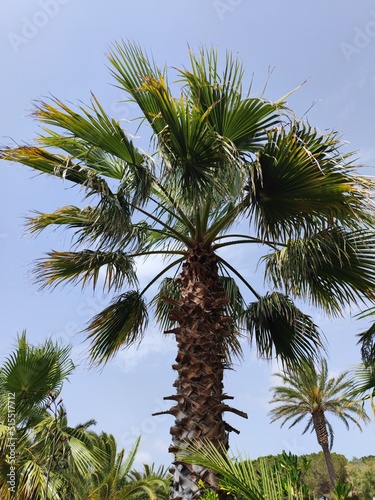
[156,244,247,499]
[312,411,337,490]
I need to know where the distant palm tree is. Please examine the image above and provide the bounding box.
[269,358,369,491]
[3,41,375,497]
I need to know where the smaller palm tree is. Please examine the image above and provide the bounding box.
[268,358,369,491]
[0,333,102,499]
[71,433,170,499]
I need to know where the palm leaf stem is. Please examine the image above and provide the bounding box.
[152,182,197,234]
[217,256,261,299]
[135,205,194,246]
[214,233,283,250]
[131,250,187,259]
[140,257,184,296]
[204,201,246,246]
[148,195,195,236]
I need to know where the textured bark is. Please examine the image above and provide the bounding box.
[312,411,337,490]
[156,244,247,499]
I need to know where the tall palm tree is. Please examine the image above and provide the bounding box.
[0,333,102,499]
[2,42,375,498]
[268,358,369,491]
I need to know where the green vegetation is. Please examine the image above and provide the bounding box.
[0,334,170,499]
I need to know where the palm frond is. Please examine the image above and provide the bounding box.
[244,292,324,367]
[0,332,74,420]
[85,291,148,366]
[246,122,374,240]
[357,322,375,365]
[107,40,167,133]
[34,95,146,169]
[0,146,108,194]
[34,250,137,292]
[181,47,283,151]
[264,228,375,315]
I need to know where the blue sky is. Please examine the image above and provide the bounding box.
[1,0,375,467]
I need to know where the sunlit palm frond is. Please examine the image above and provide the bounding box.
[181,48,283,151]
[107,40,167,133]
[33,95,146,169]
[17,459,63,499]
[178,439,306,500]
[264,228,375,315]
[0,146,108,194]
[0,332,74,421]
[141,75,236,204]
[244,292,323,367]
[34,250,137,292]
[38,129,127,180]
[26,206,93,235]
[350,363,375,401]
[85,291,148,366]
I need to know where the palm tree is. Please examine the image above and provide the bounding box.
[0,333,102,499]
[2,42,375,498]
[71,433,170,499]
[268,358,369,491]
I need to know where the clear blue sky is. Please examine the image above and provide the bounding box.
[1,0,375,467]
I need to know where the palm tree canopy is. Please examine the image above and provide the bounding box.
[2,42,375,370]
[268,358,370,449]
[0,334,103,499]
[0,331,75,424]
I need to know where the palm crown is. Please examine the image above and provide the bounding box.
[2,42,375,498]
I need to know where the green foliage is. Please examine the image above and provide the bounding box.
[179,440,313,499]
[346,456,375,499]
[303,452,348,498]
[0,335,169,499]
[332,478,352,500]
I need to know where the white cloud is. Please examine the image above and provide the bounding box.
[113,330,175,373]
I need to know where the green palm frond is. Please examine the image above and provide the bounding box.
[0,332,74,421]
[264,228,375,315]
[181,47,283,151]
[247,123,374,240]
[34,95,146,169]
[34,249,137,292]
[107,40,167,133]
[0,146,109,194]
[244,292,323,367]
[178,439,308,500]
[16,459,63,499]
[357,322,375,365]
[350,363,375,414]
[141,75,237,203]
[26,206,93,235]
[85,291,148,365]
[39,129,127,180]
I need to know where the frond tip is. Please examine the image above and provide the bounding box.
[85,291,148,366]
